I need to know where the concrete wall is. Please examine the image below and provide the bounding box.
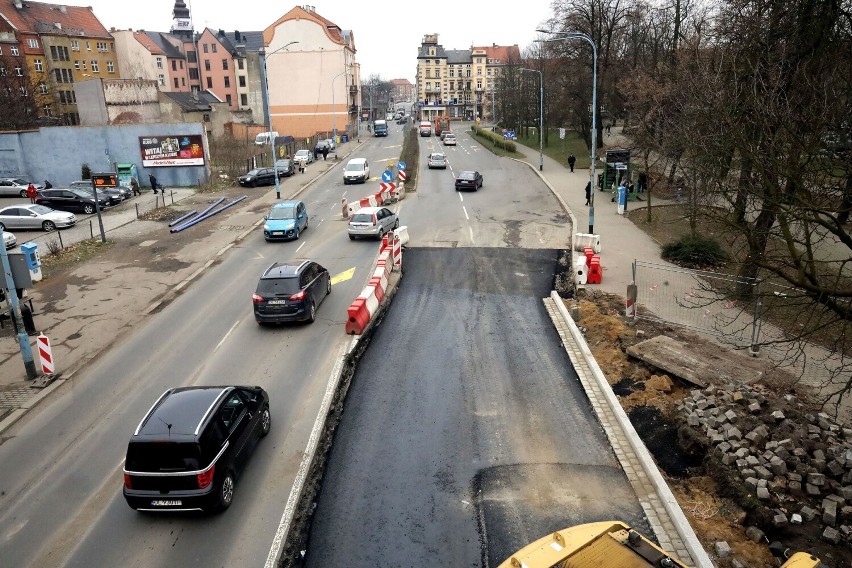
[76,78,162,126]
[0,123,210,187]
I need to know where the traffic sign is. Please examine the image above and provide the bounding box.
[381,170,393,183]
[398,170,407,182]
[380,182,397,192]
[397,161,407,171]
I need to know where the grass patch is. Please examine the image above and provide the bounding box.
[40,238,114,280]
[514,127,592,169]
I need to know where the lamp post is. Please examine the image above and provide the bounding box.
[262,40,299,200]
[537,30,598,233]
[331,69,347,159]
[519,68,544,171]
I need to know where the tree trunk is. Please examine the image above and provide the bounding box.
[734,156,753,225]
[736,207,776,298]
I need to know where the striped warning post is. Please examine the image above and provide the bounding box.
[37,333,54,375]
[392,234,402,271]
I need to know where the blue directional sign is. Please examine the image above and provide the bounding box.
[397,161,407,171]
[381,170,393,183]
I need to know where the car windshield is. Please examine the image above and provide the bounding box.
[275,160,291,168]
[257,277,301,295]
[295,151,309,157]
[459,172,476,180]
[70,189,91,198]
[345,163,364,171]
[11,178,28,185]
[432,154,445,160]
[246,169,261,176]
[30,205,54,214]
[269,206,296,220]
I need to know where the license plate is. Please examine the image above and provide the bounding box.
[151,499,182,506]
[267,299,286,305]
[272,231,284,235]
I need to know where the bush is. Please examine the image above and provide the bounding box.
[471,124,517,152]
[400,126,418,189]
[661,234,727,268]
[81,163,91,180]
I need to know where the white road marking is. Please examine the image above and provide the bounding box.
[330,202,338,210]
[215,320,240,352]
[296,242,306,253]
[469,226,475,243]
[458,192,464,202]
[318,218,324,226]
[342,191,347,197]
[462,206,469,220]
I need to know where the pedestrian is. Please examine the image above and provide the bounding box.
[567,153,576,173]
[606,122,612,135]
[130,176,141,196]
[26,183,37,203]
[148,173,161,194]
[322,146,329,161]
[585,181,591,206]
[43,179,53,189]
[637,171,648,193]
[313,146,320,161]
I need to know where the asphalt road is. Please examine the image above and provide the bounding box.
[302,129,650,566]
[0,128,406,567]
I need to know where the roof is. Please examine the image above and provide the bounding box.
[482,44,521,64]
[446,49,471,65]
[134,31,165,56]
[390,78,413,86]
[136,387,228,438]
[262,260,309,278]
[0,0,111,38]
[263,6,346,49]
[418,42,447,59]
[142,31,185,59]
[161,90,220,112]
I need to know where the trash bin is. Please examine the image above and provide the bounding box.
[341,134,349,143]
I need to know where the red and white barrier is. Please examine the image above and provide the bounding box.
[345,240,398,335]
[37,333,54,375]
[346,183,406,216]
[392,234,402,271]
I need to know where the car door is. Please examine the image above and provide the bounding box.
[0,180,15,197]
[0,207,22,229]
[297,202,308,231]
[216,391,253,473]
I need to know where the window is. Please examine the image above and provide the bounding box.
[211,44,217,53]
[96,41,108,52]
[156,57,163,69]
[238,75,246,88]
[38,83,48,94]
[20,86,27,96]
[54,69,61,82]
[206,76,212,88]
[171,59,176,71]
[27,39,38,49]
[50,46,58,60]
[223,76,230,88]
[225,94,231,105]
[34,59,43,72]
[82,60,87,70]
[237,59,244,70]
[107,61,114,73]
[204,60,210,71]
[86,41,91,51]
[11,46,19,56]
[203,44,208,53]
[240,93,247,106]
[181,77,186,86]
[43,104,52,116]
[91,61,99,73]
[203,112,210,122]
[174,77,179,88]
[59,91,66,104]
[158,74,165,86]
[71,40,79,51]
[74,60,80,70]
[180,60,184,69]
[14,66,22,76]
[477,80,482,89]
[222,58,228,70]
[187,50,196,63]
[450,69,455,77]
[0,46,3,55]
[189,68,199,80]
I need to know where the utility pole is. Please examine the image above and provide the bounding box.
[0,246,37,379]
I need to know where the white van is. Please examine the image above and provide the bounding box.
[255,131,279,145]
[343,158,370,185]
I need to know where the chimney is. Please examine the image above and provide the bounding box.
[13,0,22,9]
[59,5,67,13]
[234,30,240,40]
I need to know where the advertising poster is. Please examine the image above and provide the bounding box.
[139,135,205,167]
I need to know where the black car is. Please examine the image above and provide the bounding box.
[123,385,271,513]
[253,260,331,324]
[455,170,483,191]
[69,181,127,204]
[239,167,284,187]
[35,188,110,214]
[274,159,296,177]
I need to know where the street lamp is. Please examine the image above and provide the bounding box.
[537,30,598,233]
[261,40,299,200]
[331,69,348,160]
[519,68,544,171]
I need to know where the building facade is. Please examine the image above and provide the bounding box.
[389,78,413,104]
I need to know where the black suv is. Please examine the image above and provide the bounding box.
[123,385,270,513]
[252,260,331,325]
[35,188,110,214]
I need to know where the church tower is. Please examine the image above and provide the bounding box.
[171,0,193,40]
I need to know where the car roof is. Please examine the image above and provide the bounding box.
[347,158,367,164]
[272,200,301,208]
[355,206,384,214]
[134,386,231,438]
[261,260,311,279]
[458,170,477,177]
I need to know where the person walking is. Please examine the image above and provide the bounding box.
[130,176,141,196]
[567,153,576,173]
[584,180,591,206]
[148,173,161,194]
[322,146,329,161]
[637,171,648,194]
[26,183,37,203]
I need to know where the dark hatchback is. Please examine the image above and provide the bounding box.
[239,167,284,187]
[455,170,483,191]
[35,188,110,214]
[123,385,270,513]
[274,159,296,177]
[253,260,331,324]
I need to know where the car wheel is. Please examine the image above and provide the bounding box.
[307,301,316,323]
[348,234,355,240]
[42,221,57,232]
[393,219,399,229]
[83,204,95,214]
[305,217,309,229]
[214,470,235,511]
[251,180,258,188]
[294,227,300,240]
[259,405,271,438]
[20,190,27,198]
[326,278,331,295]
[0,222,5,231]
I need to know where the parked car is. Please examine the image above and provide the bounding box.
[455,170,483,191]
[443,133,457,146]
[238,168,283,187]
[343,158,370,184]
[323,138,336,151]
[263,200,308,241]
[3,231,16,249]
[427,153,448,169]
[252,260,331,324]
[274,159,296,177]
[314,140,332,153]
[0,178,43,198]
[0,204,76,232]
[122,385,271,512]
[293,149,314,166]
[348,206,399,240]
[35,188,110,214]
[69,180,129,203]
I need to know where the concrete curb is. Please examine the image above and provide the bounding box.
[550,291,713,568]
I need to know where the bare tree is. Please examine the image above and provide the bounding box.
[0,52,40,130]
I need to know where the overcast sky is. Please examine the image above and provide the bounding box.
[77,0,552,82]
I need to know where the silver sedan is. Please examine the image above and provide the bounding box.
[0,204,77,232]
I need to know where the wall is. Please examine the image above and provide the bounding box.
[0,123,209,187]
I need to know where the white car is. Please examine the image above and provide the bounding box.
[443,133,457,146]
[323,138,336,151]
[3,230,16,249]
[0,178,43,198]
[348,206,399,240]
[0,204,77,232]
[293,150,314,165]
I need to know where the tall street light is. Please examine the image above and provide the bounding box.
[519,67,544,171]
[538,30,598,233]
[261,40,299,200]
[331,68,348,160]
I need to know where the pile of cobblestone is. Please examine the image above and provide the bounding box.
[678,384,852,554]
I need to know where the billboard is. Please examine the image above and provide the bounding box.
[139,135,205,167]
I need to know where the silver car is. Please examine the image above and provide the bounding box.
[348,206,399,240]
[0,178,43,198]
[3,231,16,249]
[0,204,77,232]
[428,153,447,169]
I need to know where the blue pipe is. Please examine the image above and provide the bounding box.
[170,197,225,233]
[169,209,198,227]
[171,196,247,233]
